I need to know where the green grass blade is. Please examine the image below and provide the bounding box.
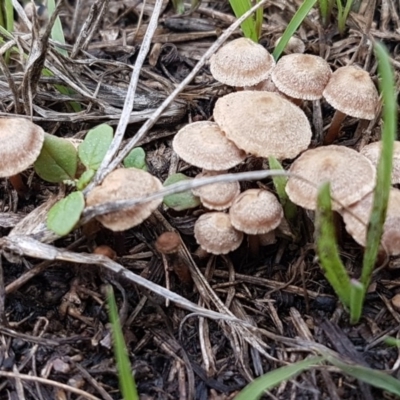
[272,0,317,60]
[235,357,324,400]
[229,0,258,42]
[47,0,68,57]
[315,182,351,308]
[349,279,364,324]
[361,43,397,289]
[326,356,400,396]
[107,287,139,400]
[255,0,264,39]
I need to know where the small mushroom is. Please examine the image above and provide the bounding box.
[271,54,332,101]
[286,145,376,210]
[213,91,312,159]
[0,117,45,195]
[86,168,163,231]
[192,171,240,210]
[172,121,246,170]
[340,188,400,256]
[360,141,400,185]
[323,66,379,145]
[274,36,305,54]
[194,212,243,255]
[210,37,275,88]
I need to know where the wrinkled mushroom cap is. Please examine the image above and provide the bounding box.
[229,189,283,234]
[0,118,45,177]
[323,66,379,119]
[192,171,240,210]
[360,141,400,185]
[271,54,332,100]
[172,121,246,170]
[213,91,312,159]
[86,168,163,231]
[194,212,243,255]
[341,188,400,255]
[286,145,376,210]
[210,38,275,87]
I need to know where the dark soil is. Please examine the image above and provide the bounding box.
[1,0,400,399]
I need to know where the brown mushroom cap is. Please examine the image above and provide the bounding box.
[341,188,400,255]
[172,121,246,170]
[0,118,45,177]
[229,189,283,235]
[86,168,163,231]
[194,212,243,255]
[360,141,400,185]
[192,171,240,210]
[323,65,379,119]
[271,54,332,100]
[286,145,376,210]
[210,38,275,87]
[274,36,305,54]
[213,91,312,159]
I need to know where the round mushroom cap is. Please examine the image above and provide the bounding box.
[172,121,246,170]
[0,118,45,177]
[213,91,312,159]
[341,188,400,255]
[271,54,332,100]
[274,36,305,54]
[360,141,400,185]
[86,168,163,231]
[286,145,376,210]
[323,65,379,119]
[192,171,240,211]
[210,38,275,87]
[229,189,283,234]
[194,212,244,255]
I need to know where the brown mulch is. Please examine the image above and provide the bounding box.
[1,0,400,399]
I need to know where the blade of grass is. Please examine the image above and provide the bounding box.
[229,0,258,42]
[254,0,263,40]
[272,0,317,60]
[349,279,364,324]
[315,182,351,308]
[235,357,325,400]
[107,287,139,400]
[47,0,68,57]
[361,43,397,294]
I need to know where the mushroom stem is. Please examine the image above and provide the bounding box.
[8,174,28,196]
[248,234,260,258]
[323,110,346,145]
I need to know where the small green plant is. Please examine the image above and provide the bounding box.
[315,42,397,324]
[0,0,13,63]
[123,147,148,171]
[107,287,139,400]
[229,0,263,42]
[319,0,355,34]
[39,123,113,236]
[163,173,201,211]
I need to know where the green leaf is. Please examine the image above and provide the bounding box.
[235,357,324,400]
[34,134,78,183]
[123,147,147,171]
[47,0,68,57]
[107,287,139,400]
[76,169,96,191]
[47,191,84,236]
[163,173,201,211]
[349,279,364,325]
[315,182,351,308]
[78,124,114,170]
[229,0,259,42]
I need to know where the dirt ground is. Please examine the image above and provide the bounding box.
[1,0,400,399]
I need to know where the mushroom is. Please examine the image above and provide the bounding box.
[286,145,376,211]
[194,212,244,255]
[0,117,45,195]
[322,65,379,145]
[340,188,400,256]
[274,36,305,54]
[86,168,163,231]
[271,54,332,101]
[360,141,400,185]
[209,37,275,88]
[213,91,312,159]
[172,121,246,170]
[229,189,283,256]
[192,171,240,211]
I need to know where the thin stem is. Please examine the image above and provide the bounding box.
[323,110,346,145]
[8,174,28,196]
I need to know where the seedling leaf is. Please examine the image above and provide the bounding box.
[47,191,84,236]
[163,173,201,211]
[76,169,96,191]
[123,147,148,171]
[34,134,78,183]
[78,124,114,170]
